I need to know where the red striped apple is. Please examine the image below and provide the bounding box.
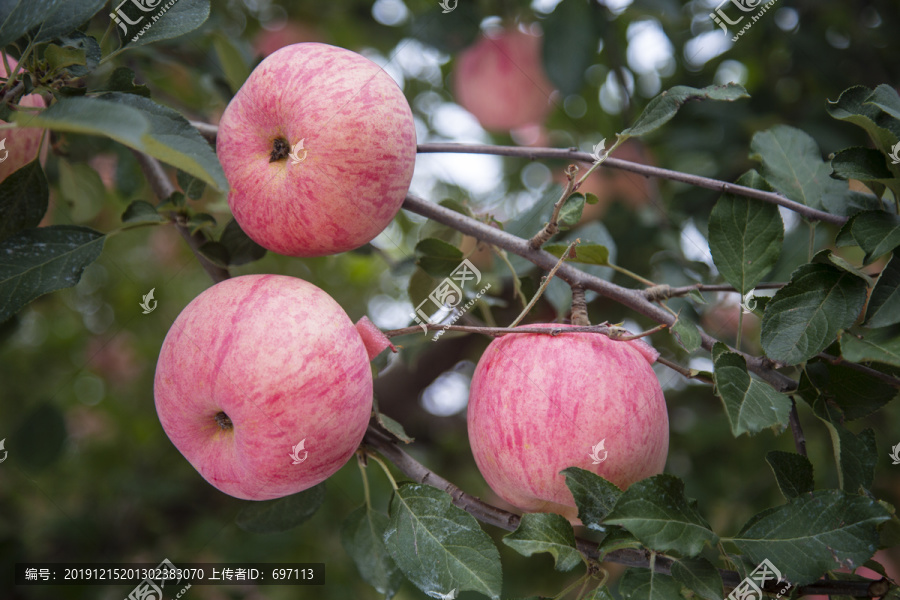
[0,57,47,183]
[467,324,668,521]
[452,28,555,131]
[216,43,416,257]
[154,274,391,500]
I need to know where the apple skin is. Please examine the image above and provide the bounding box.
[154,274,374,500]
[452,28,554,131]
[467,324,668,521]
[216,43,416,257]
[0,58,46,183]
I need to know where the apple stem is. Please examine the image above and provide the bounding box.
[570,284,590,326]
[215,411,233,430]
[269,137,290,162]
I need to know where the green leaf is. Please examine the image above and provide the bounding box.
[670,311,702,353]
[544,242,609,266]
[827,86,900,153]
[760,263,868,365]
[766,451,814,499]
[596,526,640,555]
[58,160,105,223]
[866,253,900,327]
[408,267,439,319]
[98,67,152,97]
[557,193,586,231]
[604,474,717,557]
[561,467,622,531]
[12,93,227,191]
[384,483,502,600]
[822,190,890,216]
[44,43,86,72]
[750,124,846,209]
[583,588,615,600]
[122,200,166,224]
[840,327,900,368]
[732,490,891,585]
[798,360,899,421]
[341,505,404,599]
[31,0,106,42]
[812,249,873,285]
[712,342,791,436]
[186,212,216,235]
[415,238,465,279]
[118,0,211,48]
[218,218,265,266]
[502,513,581,572]
[585,192,600,205]
[670,557,724,600]
[618,568,682,600]
[0,0,62,47]
[375,411,414,444]
[708,170,784,294]
[212,31,251,94]
[10,402,66,471]
[812,399,877,493]
[235,483,325,533]
[542,0,598,95]
[0,225,104,324]
[840,211,900,264]
[620,83,749,138]
[0,160,48,242]
[51,32,100,78]
[176,170,207,200]
[831,147,895,181]
[196,241,229,269]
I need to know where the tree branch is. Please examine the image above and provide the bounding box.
[402,194,798,393]
[363,424,888,598]
[131,151,230,283]
[416,143,848,226]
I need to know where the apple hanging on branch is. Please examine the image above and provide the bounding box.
[467,323,669,522]
[216,43,417,257]
[154,274,392,500]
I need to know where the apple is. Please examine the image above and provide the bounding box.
[154,274,392,500]
[467,324,668,521]
[452,28,555,131]
[216,43,416,257]
[0,57,47,183]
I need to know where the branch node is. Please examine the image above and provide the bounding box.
[644,284,673,302]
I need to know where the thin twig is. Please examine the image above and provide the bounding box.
[402,194,798,393]
[788,397,807,457]
[363,425,887,598]
[647,282,787,300]
[510,240,578,327]
[131,151,230,283]
[384,323,617,338]
[528,164,577,249]
[416,143,848,226]
[188,119,219,143]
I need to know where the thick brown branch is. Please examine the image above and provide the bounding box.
[363,424,887,597]
[402,194,797,393]
[416,143,848,226]
[789,397,808,456]
[131,151,230,283]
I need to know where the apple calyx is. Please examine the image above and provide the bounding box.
[215,411,233,431]
[269,137,291,162]
[355,316,397,360]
